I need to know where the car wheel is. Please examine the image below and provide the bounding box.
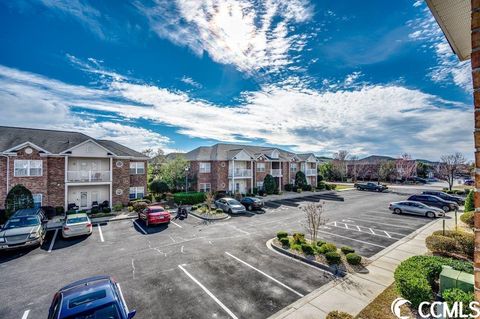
[248,205,253,211]
[228,209,232,214]
[442,205,450,212]
[393,208,402,214]
[426,211,435,218]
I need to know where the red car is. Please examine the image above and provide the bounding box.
[138,206,171,227]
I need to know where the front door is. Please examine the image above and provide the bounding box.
[80,192,88,208]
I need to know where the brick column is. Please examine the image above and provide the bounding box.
[472,0,480,302]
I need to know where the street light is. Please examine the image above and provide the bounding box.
[185,166,189,193]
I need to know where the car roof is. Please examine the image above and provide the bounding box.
[58,276,119,317]
[13,208,42,217]
[148,205,164,210]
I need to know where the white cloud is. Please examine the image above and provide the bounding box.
[0,64,472,160]
[180,76,202,89]
[135,0,313,75]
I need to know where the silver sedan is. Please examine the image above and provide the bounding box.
[62,213,93,238]
[215,197,246,214]
[389,201,445,218]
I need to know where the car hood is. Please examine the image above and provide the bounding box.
[0,225,39,237]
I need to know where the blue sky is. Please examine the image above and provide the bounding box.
[0,0,472,160]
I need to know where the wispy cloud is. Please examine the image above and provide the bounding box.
[135,0,314,76]
[180,76,202,89]
[0,63,472,159]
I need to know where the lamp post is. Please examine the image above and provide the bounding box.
[185,166,189,193]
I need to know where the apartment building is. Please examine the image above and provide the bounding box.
[186,143,318,193]
[0,126,148,210]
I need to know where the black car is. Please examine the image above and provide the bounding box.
[422,191,465,205]
[407,194,458,212]
[240,197,264,211]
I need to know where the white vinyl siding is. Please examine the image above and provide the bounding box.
[199,183,211,192]
[14,160,43,177]
[256,162,266,172]
[129,162,145,175]
[129,187,145,199]
[199,162,211,173]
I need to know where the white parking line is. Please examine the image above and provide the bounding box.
[316,229,388,248]
[327,221,400,240]
[383,231,392,238]
[345,217,418,230]
[21,310,30,319]
[133,220,147,235]
[97,224,104,242]
[48,229,58,253]
[178,265,238,319]
[171,220,182,228]
[230,225,250,235]
[225,252,304,297]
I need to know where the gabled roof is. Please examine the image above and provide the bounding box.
[0,126,148,158]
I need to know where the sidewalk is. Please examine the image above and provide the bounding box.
[268,216,457,319]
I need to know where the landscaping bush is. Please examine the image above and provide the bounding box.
[293,232,305,244]
[318,243,337,254]
[394,255,473,308]
[317,181,326,190]
[277,231,288,240]
[326,311,353,319]
[431,230,474,258]
[464,189,474,212]
[128,206,134,212]
[304,185,312,191]
[460,211,474,228]
[132,201,148,212]
[66,209,77,215]
[296,188,303,193]
[425,235,457,254]
[284,184,293,192]
[316,240,327,247]
[279,237,290,247]
[173,192,206,205]
[102,207,111,214]
[301,243,315,255]
[345,253,362,265]
[215,208,224,214]
[341,246,355,254]
[258,189,266,196]
[191,205,198,211]
[55,206,65,215]
[5,184,34,217]
[325,251,341,264]
[90,207,99,214]
[295,171,308,189]
[113,203,123,212]
[442,288,474,317]
[149,179,169,195]
[264,174,277,195]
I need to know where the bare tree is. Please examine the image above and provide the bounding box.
[205,192,215,214]
[349,155,359,182]
[440,153,466,191]
[333,150,349,182]
[378,160,396,182]
[303,202,327,243]
[396,153,417,181]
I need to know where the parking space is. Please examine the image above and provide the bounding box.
[0,188,441,318]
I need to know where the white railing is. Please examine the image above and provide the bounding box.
[67,170,111,183]
[271,169,282,177]
[228,168,252,178]
[305,169,317,176]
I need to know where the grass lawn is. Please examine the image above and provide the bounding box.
[355,283,414,319]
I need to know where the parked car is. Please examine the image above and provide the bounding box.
[0,208,47,250]
[240,197,264,211]
[412,177,427,184]
[407,194,458,212]
[215,197,246,214]
[389,201,445,218]
[421,191,465,205]
[464,179,474,186]
[62,213,92,238]
[138,205,171,227]
[48,275,136,319]
[354,182,388,192]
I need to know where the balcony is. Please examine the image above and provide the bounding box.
[67,170,111,183]
[305,169,317,176]
[228,168,252,178]
[271,169,282,177]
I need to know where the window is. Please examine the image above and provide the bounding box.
[129,187,145,199]
[199,183,211,192]
[32,194,42,209]
[290,163,297,172]
[256,181,264,189]
[256,162,266,172]
[129,162,145,174]
[199,162,211,173]
[14,160,43,177]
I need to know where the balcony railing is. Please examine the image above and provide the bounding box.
[228,168,252,178]
[271,169,282,177]
[305,169,317,176]
[67,170,111,183]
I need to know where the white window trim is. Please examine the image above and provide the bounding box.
[199,162,211,173]
[129,186,145,199]
[199,183,211,192]
[33,193,43,206]
[129,162,145,175]
[290,163,297,172]
[256,162,266,172]
[14,160,43,177]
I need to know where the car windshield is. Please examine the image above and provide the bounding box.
[150,208,164,213]
[65,302,121,319]
[67,217,88,224]
[227,199,241,205]
[4,216,40,229]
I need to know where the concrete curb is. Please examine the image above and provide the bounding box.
[267,238,346,277]
[188,210,230,221]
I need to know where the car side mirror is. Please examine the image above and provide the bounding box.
[127,310,136,318]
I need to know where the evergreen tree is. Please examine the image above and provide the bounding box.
[295,171,308,189]
[263,174,277,194]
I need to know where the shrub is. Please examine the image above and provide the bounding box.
[215,208,224,214]
[464,189,474,212]
[264,174,277,195]
[301,243,315,255]
[326,311,353,319]
[191,205,198,211]
[442,288,474,316]
[316,240,327,247]
[252,187,258,195]
[293,232,305,244]
[66,209,77,215]
[113,203,123,212]
[5,184,34,217]
[325,251,341,264]
[149,179,169,194]
[279,237,290,247]
[55,206,65,215]
[132,201,148,212]
[304,185,312,191]
[102,207,111,214]
[425,235,457,254]
[329,184,337,190]
[173,192,206,205]
[432,230,474,258]
[394,255,473,308]
[345,253,362,265]
[128,206,134,212]
[460,211,474,228]
[90,207,99,214]
[295,171,308,189]
[318,243,337,254]
[296,188,303,193]
[340,246,355,254]
[284,184,293,192]
[277,231,288,240]
[317,181,326,190]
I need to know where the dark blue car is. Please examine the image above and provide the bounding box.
[48,275,136,319]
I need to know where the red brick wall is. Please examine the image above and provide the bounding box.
[281,161,289,189]
[254,160,269,187]
[0,157,7,209]
[212,161,228,191]
[130,159,148,195]
[46,157,65,207]
[112,159,130,206]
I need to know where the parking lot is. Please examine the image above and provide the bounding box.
[0,188,444,319]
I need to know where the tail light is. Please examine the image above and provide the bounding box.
[86,223,92,228]
[63,227,69,231]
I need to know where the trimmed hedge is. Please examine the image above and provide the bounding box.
[325,251,341,264]
[277,231,288,240]
[442,288,474,316]
[425,235,457,254]
[460,211,474,228]
[464,189,474,212]
[301,243,315,255]
[431,230,474,258]
[279,237,290,247]
[173,192,206,205]
[394,255,473,308]
[326,311,353,319]
[340,246,355,254]
[318,243,337,254]
[345,253,361,265]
